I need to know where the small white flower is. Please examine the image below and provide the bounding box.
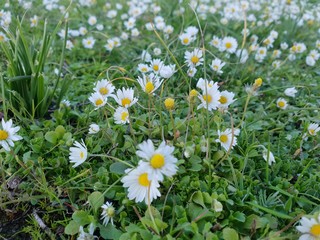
[210,58,225,74]
[82,37,95,49]
[149,59,164,74]
[88,16,97,26]
[284,87,298,97]
[88,123,100,134]
[114,107,130,125]
[185,48,203,68]
[112,88,138,108]
[137,63,150,73]
[197,81,221,111]
[306,55,316,66]
[218,90,235,110]
[308,123,320,136]
[101,202,115,226]
[30,15,38,27]
[77,223,96,240]
[137,73,163,94]
[69,139,88,168]
[0,119,22,151]
[220,36,238,53]
[89,92,106,109]
[262,149,275,165]
[179,32,194,45]
[93,79,115,98]
[276,98,288,110]
[159,64,176,79]
[213,199,223,212]
[216,128,240,151]
[296,215,320,240]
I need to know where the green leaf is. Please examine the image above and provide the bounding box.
[72,210,91,226]
[233,211,246,222]
[45,131,58,144]
[64,220,80,235]
[110,162,128,174]
[222,227,239,240]
[247,202,292,219]
[55,125,66,138]
[99,224,122,239]
[243,214,269,229]
[192,191,205,208]
[88,191,104,212]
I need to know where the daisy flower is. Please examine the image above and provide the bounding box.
[88,16,97,26]
[149,59,164,74]
[218,90,236,110]
[121,164,161,204]
[89,92,106,109]
[210,58,225,75]
[30,15,38,27]
[137,73,163,94]
[308,123,320,136]
[179,32,194,45]
[93,79,115,98]
[220,36,238,53]
[77,223,96,240]
[184,48,203,68]
[88,123,100,134]
[187,67,197,77]
[101,201,115,226]
[262,148,275,165]
[112,87,138,108]
[196,78,216,92]
[197,82,221,111]
[114,107,129,125]
[216,128,240,151]
[137,63,150,73]
[210,36,221,48]
[69,139,88,168]
[0,119,22,152]
[82,36,95,49]
[296,214,320,240]
[136,139,178,182]
[276,98,288,110]
[159,64,176,79]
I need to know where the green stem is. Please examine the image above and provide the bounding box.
[90,154,134,168]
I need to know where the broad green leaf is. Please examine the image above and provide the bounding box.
[99,224,122,239]
[88,191,104,212]
[233,211,246,222]
[45,131,58,144]
[222,227,239,240]
[64,220,80,235]
[110,162,128,174]
[72,210,91,226]
[192,191,205,208]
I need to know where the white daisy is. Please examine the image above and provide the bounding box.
[0,119,22,152]
[69,139,88,168]
[149,59,164,74]
[121,164,161,204]
[137,63,150,73]
[210,36,221,48]
[196,78,216,92]
[88,16,97,26]
[216,128,240,151]
[308,123,320,136]
[88,123,100,134]
[220,36,238,53]
[82,36,95,49]
[218,90,235,110]
[93,79,115,98]
[276,98,288,110]
[296,215,320,240]
[284,87,298,97]
[159,64,176,79]
[184,48,203,68]
[101,202,115,226]
[112,88,138,108]
[136,139,178,182]
[89,92,106,109]
[137,73,163,94]
[114,107,129,125]
[197,82,221,111]
[179,32,194,45]
[210,58,226,75]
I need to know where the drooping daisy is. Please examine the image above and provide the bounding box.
[82,36,95,49]
[137,73,163,94]
[114,107,129,125]
[218,90,235,110]
[197,82,221,111]
[220,36,238,53]
[284,87,298,97]
[0,119,22,152]
[185,48,203,68]
[296,215,320,240]
[136,139,178,182]
[88,123,100,134]
[112,87,138,108]
[308,123,320,136]
[121,164,161,204]
[210,58,226,75]
[187,67,197,77]
[93,79,115,98]
[196,78,216,92]
[69,139,88,168]
[216,128,240,151]
[262,148,275,165]
[159,64,176,79]
[89,92,106,109]
[101,201,115,226]
[276,98,288,110]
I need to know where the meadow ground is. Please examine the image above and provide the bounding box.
[0,0,320,239]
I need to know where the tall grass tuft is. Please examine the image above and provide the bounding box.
[0,17,69,119]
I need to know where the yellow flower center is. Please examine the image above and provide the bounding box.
[189,89,198,97]
[225,42,232,49]
[259,49,265,54]
[191,56,199,64]
[254,78,263,87]
[138,173,150,187]
[309,129,315,135]
[0,130,8,140]
[87,40,92,45]
[150,153,165,169]
[164,98,175,110]
[107,207,115,217]
[203,94,212,103]
[145,81,155,94]
[310,224,320,236]
[264,39,270,45]
[291,46,297,52]
[220,134,228,143]
[121,98,131,107]
[183,38,189,44]
[278,101,285,108]
[141,67,148,72]
[121,111,129,121]
[80,151,84,159]
[153,65,159,71]
[99,87,109,95]
[95,99,103,106]
[219,96,227,104]
[213,65,219,70]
